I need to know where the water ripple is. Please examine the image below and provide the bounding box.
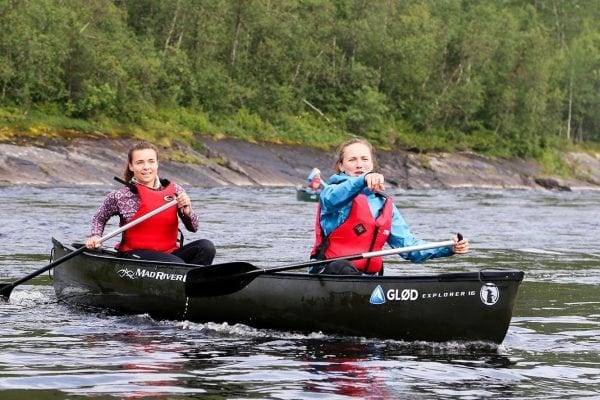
[0,186,599,398]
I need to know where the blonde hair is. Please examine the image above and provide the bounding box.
[123,141,159,181]
[334,138,376,173]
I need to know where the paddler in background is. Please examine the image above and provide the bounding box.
[306,167,328,194]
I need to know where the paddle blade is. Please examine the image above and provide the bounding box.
[185,262,259,297]
[0,284,14,301]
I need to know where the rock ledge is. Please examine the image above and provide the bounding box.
[1,136,599,191]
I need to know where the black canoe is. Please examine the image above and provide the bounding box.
[296,188,320,202]
[51,238,524,344]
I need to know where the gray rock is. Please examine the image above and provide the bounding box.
[0,136,599,191]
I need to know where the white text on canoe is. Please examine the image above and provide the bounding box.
[117,267,185,282]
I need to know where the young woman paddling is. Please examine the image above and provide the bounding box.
[85,141,216,265]
[310,138,469,275]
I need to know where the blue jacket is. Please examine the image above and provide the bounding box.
[318,173,453,263]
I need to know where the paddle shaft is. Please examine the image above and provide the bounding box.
[0,198,178,300]
[254,240,455,275]
[188,239,455,285]
[185,239,457,297]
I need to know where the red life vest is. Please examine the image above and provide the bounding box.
[118,182,179,253]
[311,194,393,274]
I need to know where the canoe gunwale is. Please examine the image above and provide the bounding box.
[56,239,524,284]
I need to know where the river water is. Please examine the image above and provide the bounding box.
[0,185,598,399]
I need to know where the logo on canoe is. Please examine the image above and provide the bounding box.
[371,285,480,304]
[369,285,386,304]
[117,267,185,282]
[480,283,499,305]
[370,286,420,304]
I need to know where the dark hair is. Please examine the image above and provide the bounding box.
[123,141,159,181]
[334,138,376,173]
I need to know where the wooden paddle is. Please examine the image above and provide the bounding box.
[185,239,456,297]
[0,198,178,301]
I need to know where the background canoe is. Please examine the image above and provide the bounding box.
[296,188,320,202]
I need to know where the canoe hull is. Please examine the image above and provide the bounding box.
[51,239,523,344]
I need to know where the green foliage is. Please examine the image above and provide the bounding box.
[221,107,278,142]
[394,129,455,153]
[467,130,513,158]
[537,148,571,177]
[67,82,118,117]
[342,84,389,142]
[0,0,598,160]
[176,109,217,136]
[277,112,342,149]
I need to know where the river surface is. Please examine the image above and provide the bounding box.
[0,186,598,399]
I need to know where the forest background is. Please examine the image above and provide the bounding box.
[0,0,598,177]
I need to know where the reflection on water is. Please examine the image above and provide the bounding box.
[0,186,599,399]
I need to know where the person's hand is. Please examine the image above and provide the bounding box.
[452,234,469,254]
[177,193,192,216]
[85,235,102,250]
[364,172,385,192]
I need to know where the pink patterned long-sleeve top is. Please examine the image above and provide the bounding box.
[90,184,199,237]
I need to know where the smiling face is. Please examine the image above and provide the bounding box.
[129,148,158,187]
[337,142,374,176]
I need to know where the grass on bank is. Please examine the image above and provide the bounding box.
[0,105,596,180]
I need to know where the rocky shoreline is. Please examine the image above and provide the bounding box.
[1,136,599,191]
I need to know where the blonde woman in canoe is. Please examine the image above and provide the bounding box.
[310,138,468,275]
